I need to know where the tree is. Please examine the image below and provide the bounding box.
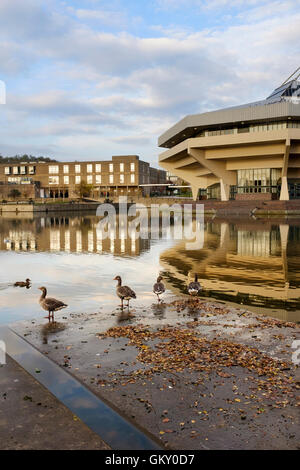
[75,180,93,198]
[9,189,21,199]
[0,154,57,163]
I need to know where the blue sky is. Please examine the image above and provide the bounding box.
[0,0,299,167]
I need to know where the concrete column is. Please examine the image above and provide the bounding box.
[220,222,229,247]
[191,185,199,201]
[280,224,289,290]
[280,176,289,201]
[279,224,289,252]
[220,179,230,201]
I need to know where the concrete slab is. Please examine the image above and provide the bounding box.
[0,355,110,450]
[10,300,300,450]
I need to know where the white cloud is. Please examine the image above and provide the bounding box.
[73,8,126,27]
[0,0,299,161]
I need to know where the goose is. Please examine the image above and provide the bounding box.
[114,276,136,309]
[153,276,165,302]
[14,278,31,288]
[187,274,202,296]
[38,286,68,320]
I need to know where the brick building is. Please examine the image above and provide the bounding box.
[0,155,167,200]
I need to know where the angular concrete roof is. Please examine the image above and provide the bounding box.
[158,80,300,148]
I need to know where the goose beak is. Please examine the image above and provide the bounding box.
[38,287,43,290]
[113,277,117,280]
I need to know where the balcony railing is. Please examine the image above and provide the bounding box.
[235,185,279,194]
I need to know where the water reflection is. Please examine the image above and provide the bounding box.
[117,310,136,323]
[0,213,150,256]
[0,211,299,323]
[151,302,167,319]
[41,321,66,344]
[160,219,300,320]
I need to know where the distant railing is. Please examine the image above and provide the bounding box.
[235,185,279,194]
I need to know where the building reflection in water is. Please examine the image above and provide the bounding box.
[0,214,151,257]
[0,212,300,321]
[159,219,300,321]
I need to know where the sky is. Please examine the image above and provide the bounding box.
[0,0,299,167]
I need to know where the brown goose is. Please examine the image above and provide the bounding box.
[187,274,202,296]
[114,276,136,309]
[14,278,31,288]
[38,287,68,321]
[153,276,165,302]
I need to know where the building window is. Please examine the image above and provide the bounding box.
[130,163,135,172]
[87,164,93,173]
[130,174,135,184]
[109,174,114,184]
[28,166,35,174]
[207,129,234,136]
[250,122,287,132]
[64,176,69,185]
[49,176,59,185]
[237,168,281,194]
[20,166,26,174]
[287,121,300,128]
[109,164,113,173]
[96,175,101,184]
[4,167,10,175]
[96,164,101,173]
[13,166,19,174]
[8,177,21,184]
[120,163,124,172]
[87,175,93,184]
[120,174,124,183]
[49,165,59,174]
[75,164,81,173]
[75,176,81,184]
[63,165,69,174]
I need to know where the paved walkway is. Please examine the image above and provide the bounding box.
[0,355,110,450]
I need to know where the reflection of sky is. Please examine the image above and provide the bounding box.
[2,215,300,324]
[0,238,175,324]
[1,327,158,450]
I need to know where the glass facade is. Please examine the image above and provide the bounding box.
[207,129,234,136]
[266,79,300,102]
[250,122,287,132]
[207,183,221,199]
[288,182,300,199]
[237,168,281,193]
[287,121,300,128]
[195,120,300,137]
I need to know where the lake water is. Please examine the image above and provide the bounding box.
[0,210,299,324]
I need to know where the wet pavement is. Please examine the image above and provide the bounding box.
[9,298,300,450]
[0,355,110,450]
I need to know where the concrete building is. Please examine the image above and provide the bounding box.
[0,155,167,200]
[158,74,300,201]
